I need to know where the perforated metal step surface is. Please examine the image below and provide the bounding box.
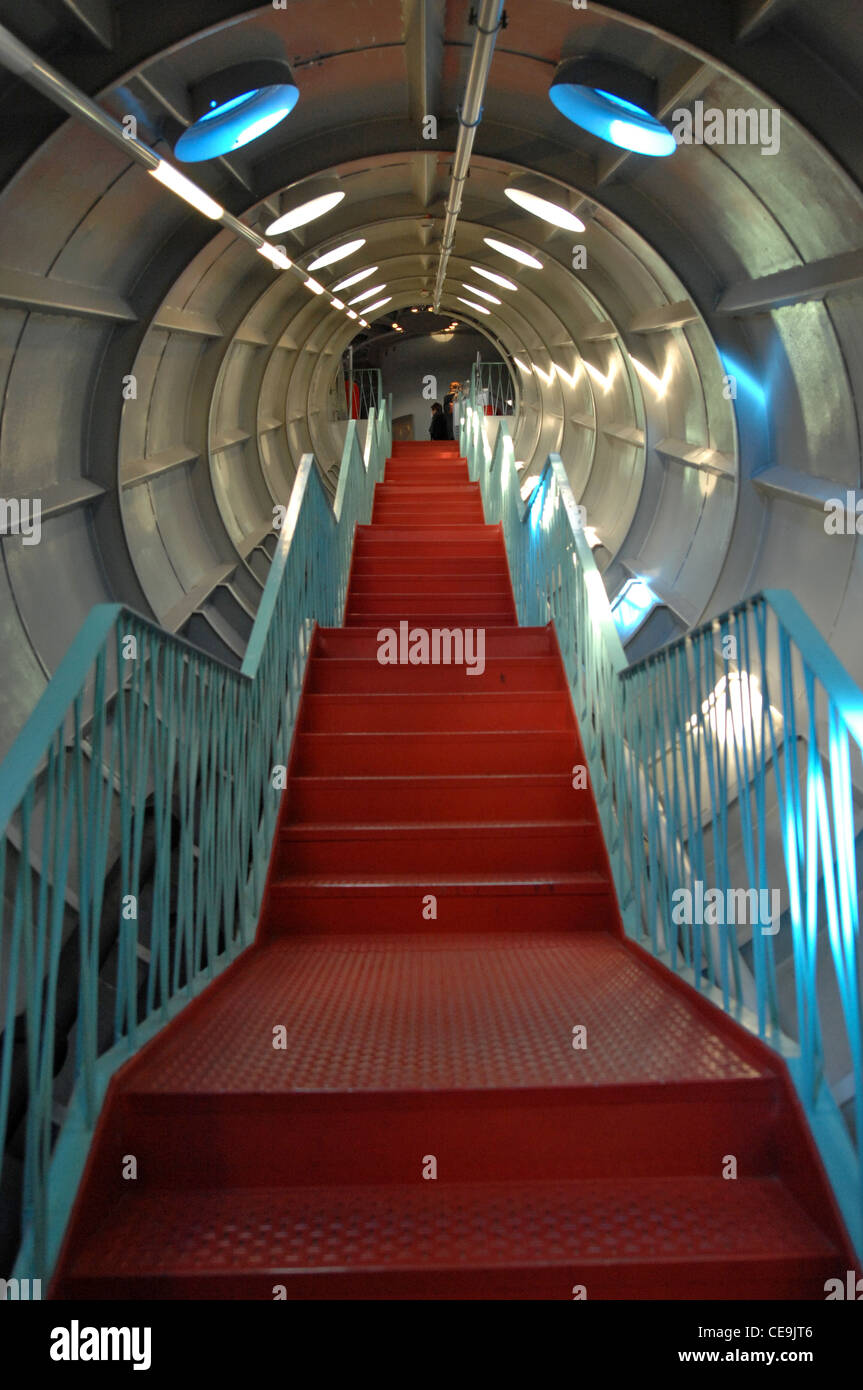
[125,934,770,1095]
[67,1176,837,1278]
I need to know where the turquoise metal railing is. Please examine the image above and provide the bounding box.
[461,400,863,1254]
[0,401,391,1283]
[470,360,517,417]
[332,365,383,421]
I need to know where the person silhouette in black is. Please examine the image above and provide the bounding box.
[443,380,460,439]
[429,401,449,440]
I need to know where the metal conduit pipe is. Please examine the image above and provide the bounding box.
[0,23,311,263]
[0,22,160,170]
[432,0,505,310]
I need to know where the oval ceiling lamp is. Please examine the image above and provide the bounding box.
[306,238,366,272]
[175,59,299,162]
[458,296,491,315]
[471,265,518,292]
[504,176,586,232]
[483,237,543,270]
[331,265,379,293]
[348,283,386,306]
[266,176,345,237]
[462,284,501,304]
[548,57,677,157]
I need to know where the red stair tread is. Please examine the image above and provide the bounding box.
[66,1177,838,1279]
[286,773,580,822]
[123,934,770,1095]
[273,871,608,889]
[280,821,592,838]
[314,626,555,657]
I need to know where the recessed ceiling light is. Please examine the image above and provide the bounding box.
[267,191,344,235]
[363,297,392,315]
[307,238,366,271]
[331,297,346,309]
[346,309,358,319]
[266,179,345,236]
[548,58,677,157]
[504,186,586,232]
[462,284,501,304]
[331,266,379,293]
[457,296,491,315]
[175,59,299,162]
[150,161,224,219]
[304,277,325,294]
[358,318,369,327]
[348,283,386,306]
[471,265,518,291]
[483,237,542,269]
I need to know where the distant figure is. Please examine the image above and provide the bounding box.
[443,380,460,440]
[429,402,449,441]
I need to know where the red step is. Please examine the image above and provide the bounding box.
[385,465,470,480]
[372,501,484,517]
[299,692,573,733]
[55,1178,840,1301]
[293,730,577,775]
[345,598,515,621]
[345,614,517,628]
[376,481,480,495]
[305,656,563,692]
[369,511,486,525]
[383,473,470,487]
[349,557,507,576]
[390,445,460,458]
[262,880,620,934]
[355,524,502,543]
[285,773,579,822]
[273,820,601,875]
[348,574,511,596]
[353,541,504,559]
[314,626,555,658]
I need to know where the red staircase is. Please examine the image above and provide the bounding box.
[51,441,857,1299]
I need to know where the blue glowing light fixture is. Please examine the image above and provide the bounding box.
[175,59,299,163]
[549,58,676,157]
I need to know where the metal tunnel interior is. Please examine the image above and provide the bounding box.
[2,0,863,1309]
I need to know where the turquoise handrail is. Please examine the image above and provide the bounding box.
[461,399,863,1255]
[335,365,382,419]
[470,359,517,417]
[0,400,391,1284]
